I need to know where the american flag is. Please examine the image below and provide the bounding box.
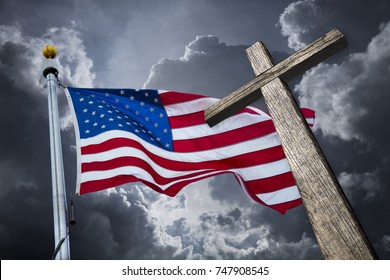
[66,87,314,214]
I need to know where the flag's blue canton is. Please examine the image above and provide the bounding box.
[67,87,173,151]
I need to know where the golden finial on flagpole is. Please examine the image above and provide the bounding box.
[42,45,57,59]
[42,45,59,78]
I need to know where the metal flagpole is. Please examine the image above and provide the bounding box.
[42,45,70,260]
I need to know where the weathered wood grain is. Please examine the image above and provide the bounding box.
[245,42,377,260]
[205,28,347,127]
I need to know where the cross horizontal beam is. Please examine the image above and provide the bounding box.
[204,28,347,127]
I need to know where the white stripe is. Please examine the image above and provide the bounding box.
[306,118,314,126]
[165,96,271,119]
[81,130,282,163]
[257,185,300,205]
[171,111,271,140]
[229,159,291,181]
[165,97,218,117]
[81,166,225,190]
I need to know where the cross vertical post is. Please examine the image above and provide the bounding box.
[245,42,376,260]
[205,29,377,259]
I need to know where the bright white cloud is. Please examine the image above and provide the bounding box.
[0,23,95,90]
[296,21,390,145]
[279,0,320,51]
[0,23,95,131]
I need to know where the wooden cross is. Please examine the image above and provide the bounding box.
[205,29,377,260]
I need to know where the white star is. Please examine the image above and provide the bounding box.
[105,92,110,97]
[84,119,90,123]
[98,105,103,108]
[79,97,84,102]
[120,90,125,95]
[135,111,140,115]
[85,130,90,134]
[115,98,119,103]
[108,110,113,114]
[109,118,114,121]
[159,113,164,118]
[126,122,131,126]
[144,92,149,97]
[83,109,88,113]
[100,114,105,118]
[130,96,135,101]
[157,137,161,142]
[117,116,122,119]
[135,129,139,133]
[92,111,96,115]
[125,104,130,109]
[165,143,170,148]
[118,124,123,127]
[88,101,94,105]
[101,125,106,129]
[91,94,95,98]
[140,101,145,106]
[145,117,149,121]
[93,122,98,126]
[150,107,154,112]
[163,128,168,133]
[154,123,158,128]
[154,98,158,103]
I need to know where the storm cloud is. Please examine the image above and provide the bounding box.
[0,0,389,260]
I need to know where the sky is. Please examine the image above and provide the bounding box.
[0,0,390,260]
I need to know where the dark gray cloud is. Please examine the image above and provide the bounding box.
[70,187,187,259]
[279,0,390,53]
[144,35,254,97]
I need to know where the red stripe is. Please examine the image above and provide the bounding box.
[245,172,296,193]
[233,174,301,214]
[173,120,276,152]
[300,108,315,119]
[80,171,228,197]
[160,91,205,105]
[169,111,205,129]
[79,175,139,195]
